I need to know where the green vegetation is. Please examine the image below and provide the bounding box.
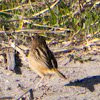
[0,0,100,43]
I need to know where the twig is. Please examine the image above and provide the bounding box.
[16,88,34,100]
[91,1,100,10]
[32,0,60,17]
[30,89,34,100]
[1,41,28,61]
[0,29,66,34]
[54,48,74,55]
[0,4,30,13]
[49,40,63,45]
[94,30,100,36]
[86,51,100,55]
[0,1,56,13]
[32,23,70,31]
[0,17,42,23]
[53,47,84,55]
[29,0,34,12]
[71,30,81,40]
[0,96,13,99]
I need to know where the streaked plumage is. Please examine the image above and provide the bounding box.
[28,35,66,89]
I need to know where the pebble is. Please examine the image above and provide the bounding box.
[17,83,21,88]
[6,72,13,76]
[0,71,3,74]
[6,87,11,90]
[14,79,20,82]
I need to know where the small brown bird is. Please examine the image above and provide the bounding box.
[28,34,66,89]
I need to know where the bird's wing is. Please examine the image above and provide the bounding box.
[36,45,58,70]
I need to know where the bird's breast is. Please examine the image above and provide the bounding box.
[28,51,55,75]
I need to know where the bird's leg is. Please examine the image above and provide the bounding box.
[49,74,53,79]
[35,76,44,89]
[43,75,52,87]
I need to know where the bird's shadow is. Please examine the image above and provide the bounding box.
[14,52,22,74]
[65,75,100,92]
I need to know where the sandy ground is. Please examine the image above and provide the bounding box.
[0,46,100,100]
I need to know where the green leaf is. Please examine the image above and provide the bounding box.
[45,2,56,25]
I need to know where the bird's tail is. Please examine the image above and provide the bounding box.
[54,69,67,79]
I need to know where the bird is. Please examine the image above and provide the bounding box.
[28,34,66,89]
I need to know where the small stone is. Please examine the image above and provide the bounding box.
[30,78,32,81]
[0,71,3,74]
[17,83,21,88]
[4,66,7,69]
[65,96,69,99]
[15,79,20,82]
[6,87,11,90]
[6,72,13,76]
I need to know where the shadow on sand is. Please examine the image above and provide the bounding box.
[65,75,100,92]
[14,52,22,74]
